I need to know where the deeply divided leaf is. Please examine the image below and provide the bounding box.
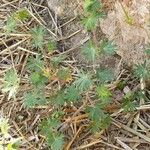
[2,69,20,100]
[31,26,45,49]
[74,71,93,92]
[96,68,114,83]
[82,40,97,62]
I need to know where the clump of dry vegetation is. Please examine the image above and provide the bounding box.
[0,0,150,150]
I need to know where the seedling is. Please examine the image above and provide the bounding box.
[74,70,93,92]
[31,26,45,49]
[2,69,20,100]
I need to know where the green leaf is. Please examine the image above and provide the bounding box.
[134,62,150,79]
[2,69,20,100]
[51,134,64,150]
[96,85,111,105]
[31,26,45,48]
[5,17,17,33]
[56,67,71,81]
[145,44,150,56]
[40,118,64,150]
[83,0,102,12]
[74,71,93,92]
[117,80,126,90]
[87,105,111,132]
[122,100,136,112]
[23,91,46,108]
[40,118,60,135]
[50,91,66,107]
[27,56,44,72]
[82,12,102,31]
[96,68,114,83]
[65,85,81,103]
[14,9,30,21]
[100,40,116,55]
[87,105,102,122]
[30,72,47,87]
[122,93,136,112]
[82,40,97,62]
[0,117,10,136]
[51,55,67,68]
[47,41,56,52]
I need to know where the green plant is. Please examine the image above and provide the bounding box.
[134,61,150,79]
[81,40,97,62]
[86,105,111,132]
[50,85,81,107]
[14,9,30,21]
[83,0,102,12]
[100,40,116,55]
[47,41,56,53]
[27,56,44,72]
[40,116,64,150]
[96,68,114,83]
[31,26,45,49]
[64,85,81,103]
[82,13,102,31]
[23,90,46,108]
[5,16,17,33]
[122,92,137,112]
[5,9,30,33]
[51,55,67,68]
[96,85,112,105]
[145,46,150,55]
[74,70,93,92]
[82,0,104,31]
[2,69,20,100]
[0,116,21,150]
[56,67,71,82]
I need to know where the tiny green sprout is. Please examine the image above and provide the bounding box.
[2,69,20,100]
[40,118,64,150]
[5,16,17,33]
[64,85,81,103]
[27,55,44,72]
[87,105,111,132]
[82,12,102,31]
[56,67,71,81]
[0,117,21,150]
[47,41,56,53]
[0,117,10,137]
[122,92,136,112]
[23,90,46,108]
[14,9,30,21]
[96,85,112,105]
[31,26,45,49]
[96,68,114,83]
[117,80,126,90]
[120,2,134,25]
[145,45,150,55]
[100,40,116,55]
[74,70,93,92]
[83,0,102,13]
[81,40,97,62]
[134,61,150,79]
[82,0,104,31]
[30,72,47,88]
[51,55,67,68]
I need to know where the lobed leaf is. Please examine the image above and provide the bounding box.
[31,26,45,49]
[2,69,20,100]
[81,40,97,62]
[96,68,114,83]
[74,71,93,92]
